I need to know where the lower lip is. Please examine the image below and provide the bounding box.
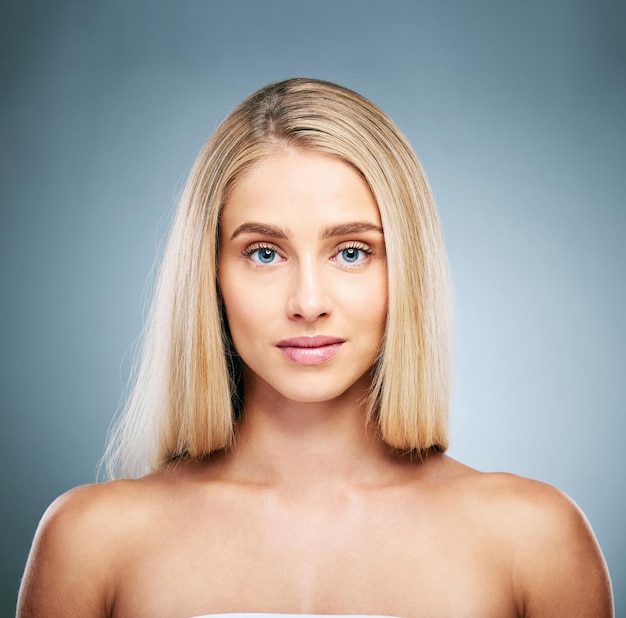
[277,343,343,365]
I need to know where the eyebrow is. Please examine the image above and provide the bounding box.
[230,223,288,240]
[229,220,383,241]
[320,221,383,239]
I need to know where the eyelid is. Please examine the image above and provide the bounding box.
[335,240,375,255]
[239,240,376,264]
[241,241,286,266]
[241,241,282,256]
[332,241,375,267]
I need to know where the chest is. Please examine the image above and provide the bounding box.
[111,501,518,618]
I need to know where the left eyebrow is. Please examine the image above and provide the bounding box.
[320,221,383,239]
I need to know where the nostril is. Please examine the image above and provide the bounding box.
[291,310,330,321]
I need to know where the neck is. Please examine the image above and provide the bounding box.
[224,382,400,490]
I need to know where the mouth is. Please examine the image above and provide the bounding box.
[275,336,345,365]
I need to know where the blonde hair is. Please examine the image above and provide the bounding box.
[103,78,452,479]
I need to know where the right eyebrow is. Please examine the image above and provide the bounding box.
[229,222,289,241]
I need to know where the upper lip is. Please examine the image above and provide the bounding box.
[276,336,345,348]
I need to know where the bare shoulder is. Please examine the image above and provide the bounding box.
[439,459,614,617]
[17,478,158,617]
[17,461,228,617]
[502,474,613,617]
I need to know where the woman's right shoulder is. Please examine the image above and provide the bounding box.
[39,474,179,561]
[17,479,159,617]
[43,478,150,531]
[36,477,161,539]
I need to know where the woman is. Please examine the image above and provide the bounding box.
[18,78,613,617]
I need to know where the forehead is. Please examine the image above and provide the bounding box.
[221,150,381,231]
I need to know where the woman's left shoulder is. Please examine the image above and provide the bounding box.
[437,456,594,524]
[459,465,581,511]
[464,467,599,541]
[444,459,614,616]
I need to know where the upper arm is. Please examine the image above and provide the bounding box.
[17,485,116,618]
[511,483,613,618]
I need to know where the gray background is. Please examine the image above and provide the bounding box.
[1,0,624,615]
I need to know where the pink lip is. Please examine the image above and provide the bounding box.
[276,336,345,365]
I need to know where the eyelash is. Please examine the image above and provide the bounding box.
[241,242,282,256]
[333,242,375,266]
[241,241,375,266]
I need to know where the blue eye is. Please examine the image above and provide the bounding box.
[243,243,283,265]
[336,244,373,265]
[341,247,361,263]
[252,247,277,264]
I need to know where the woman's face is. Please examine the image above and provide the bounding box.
[218,150,387,408]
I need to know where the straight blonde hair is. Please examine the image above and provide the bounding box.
[103,78,452,479]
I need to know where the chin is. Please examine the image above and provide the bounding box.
[242,364,374,408]
[270,376,371,407]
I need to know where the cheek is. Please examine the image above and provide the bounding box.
[219,276,276,347]
[348,275,387,327]
[218,270,247,335]
[373,298,389,338]
[371,288,389,346]
[221,289,252,336]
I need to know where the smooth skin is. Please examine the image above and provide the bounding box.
[18,151,613,617]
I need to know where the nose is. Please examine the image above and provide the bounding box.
[287,256,331,322]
